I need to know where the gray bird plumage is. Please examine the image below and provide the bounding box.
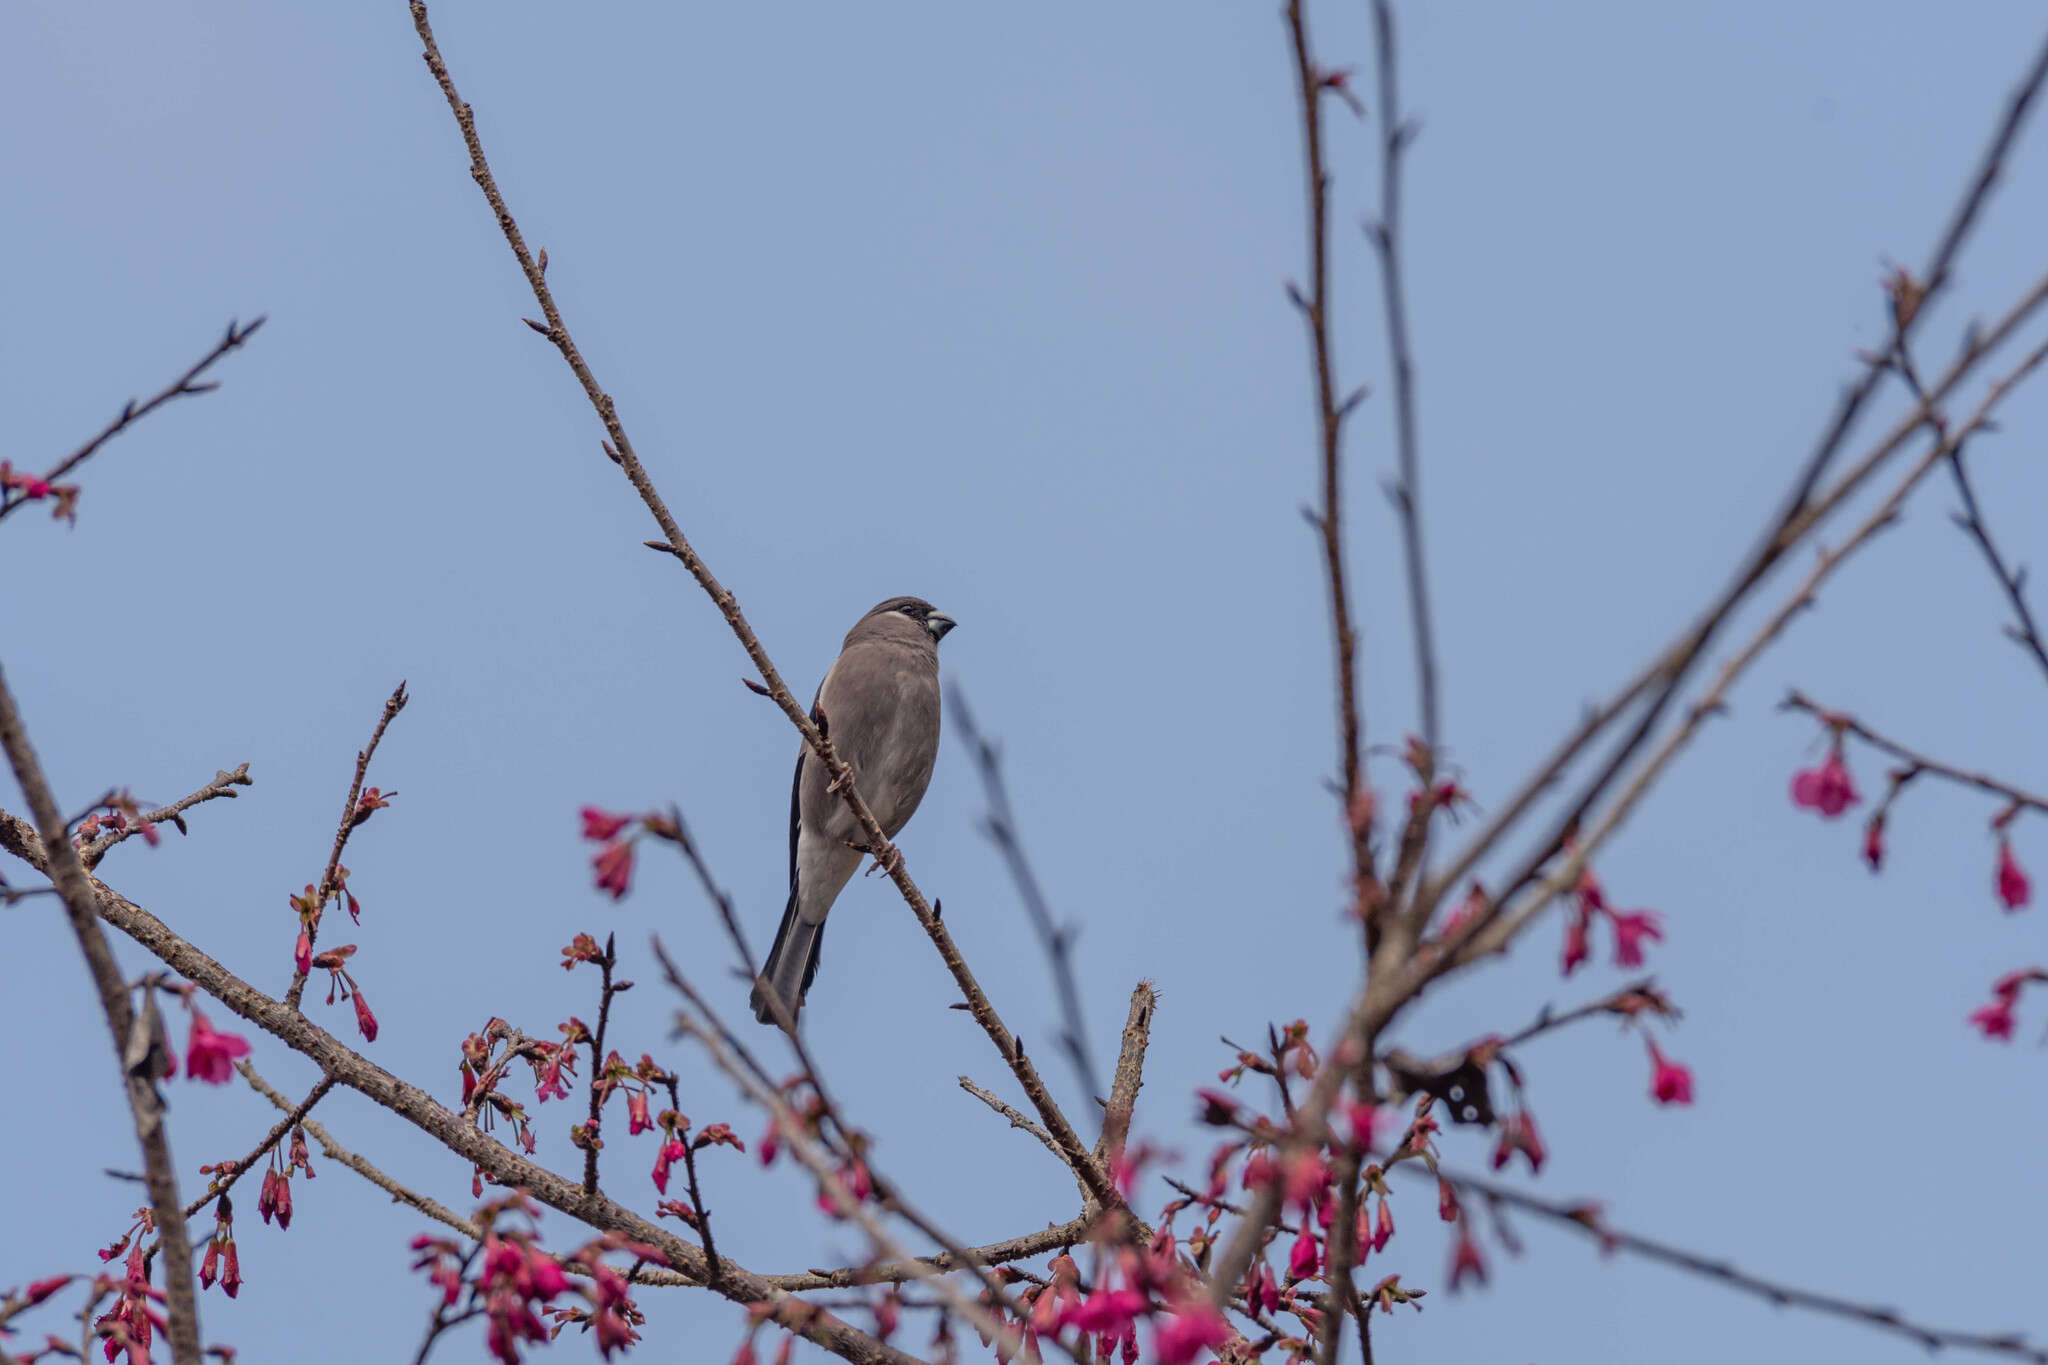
[751,596,955,1027]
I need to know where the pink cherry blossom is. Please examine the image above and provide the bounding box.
[580,807,632,842]
[1997,840,2031,910]
[1790,749,1860,818]
[1646,1038,1693,1105]
[185,1010,252,1084]
[1609,910,1663,968]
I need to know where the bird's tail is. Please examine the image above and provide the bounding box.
[750,884,824,1028]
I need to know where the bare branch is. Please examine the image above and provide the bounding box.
[1366,0,1441,757]
[1454,334,2048,967]
[80,765,252,869]
[1284,0,1381,928]
[1409,29,2048,930]
[0,666,202,1364]
[1420,1163,2048,1365]
[0,317,265,526]
[949,686,1100,1103]
[285,682,408,1010]
[1945,445,2048,686]
[1782,691,2048,815]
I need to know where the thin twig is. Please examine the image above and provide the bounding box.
[1782,691,2048,814]
[284,682,408,1011]
[182,1075,335,1220]
[949,687,1101,1106]
[1418,1163,2048,1365]
[1366,0,1440,757]
[959,1076,1059,1154]
[80,765,252,870]
[1945,446,2048,685]
[1284,0,1381,929]
[582,934,621,1196]
[762,1219,1092,1293]
[0,318,265,525]
[0,667,202,1365]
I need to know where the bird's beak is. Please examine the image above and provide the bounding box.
[925,610,957,641]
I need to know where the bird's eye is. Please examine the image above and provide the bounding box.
[896,604,924,618]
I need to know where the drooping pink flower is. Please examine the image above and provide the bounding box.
[1448,1230,1486,1290]
[352,988,379,1043]
[1560,907,1592,977]
[1646,1038,1693,1105]
[1863,814,1886,871]
[1371,1197,1394,1253]
[1489,1111,1546,1174]
[627,1089,652,1135]
[1195,1089,1240,1126]
[1153,1298,1230,1365]
[1609,910,1663,969]
[1790,749,1860,818]
[1437,1178,1460,1223]
[1287,1223,1319,1279]
[1246,1259,1280,1315]
[581,807,632,843]
[294,930,313,977]
[1969,997,2017,1041]
[219,1240,242,1299]
[1062,1286,1145,1338]
[24,1275,73,1306]
[592,840,634,900]
[1281,1151,1330,1211]
[651,1139,686,1194]
[185,1010,252,1084]
[1997,840,2031,911]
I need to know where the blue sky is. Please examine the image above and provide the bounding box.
[5,2,2048,1362]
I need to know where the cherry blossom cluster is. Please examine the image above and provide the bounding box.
[1788,715,2040,1046]
[1788,721,2032,909]
[306,943,379,1043]
[580,807,643,900]
[72,790,159,849]
[410,1196,659,1364]
[1560,864,1662,977]
[1967,968,2048,1042]
[0,1272,81,1364]
[0,459,80,523]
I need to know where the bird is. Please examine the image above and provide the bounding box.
[750,596,956,1027]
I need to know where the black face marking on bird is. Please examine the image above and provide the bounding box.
[866,596,957,642]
